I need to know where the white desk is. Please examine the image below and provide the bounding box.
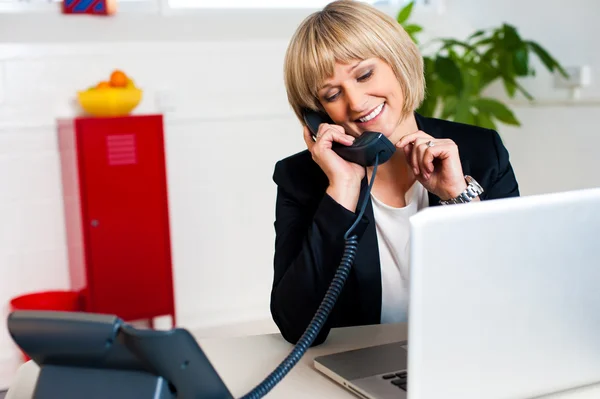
[6,323,600,398]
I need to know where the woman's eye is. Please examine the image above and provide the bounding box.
[325,92,340,102]
[358,70,373,82]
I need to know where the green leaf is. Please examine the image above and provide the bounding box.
[434,56,464,93]
[498,52,513,74]
[448,48,460,61]
[473,111,497,130]
[403,24,423,35]
[472,37,494,48]
[437,38,482,58]
[454,110,476,125]
[478,62,501,89]
[467,29,487,42]
[498,54,519,98]
[464,65,483,95]
[440,96,458,119]
[527,41,568,77]
[423,56,435,74]
[480,46,497,63]
[503,79,517,97]
[422,57,451,108]
[513,46,529,76]
[454,95,473,124]
[502,24,522,51]
[475,98,521,126]
[397,1,414,25]
[403,23,423,44]
[417,93,438,118]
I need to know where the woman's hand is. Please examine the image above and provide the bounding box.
[303,123,365,212]
[396,131,469,201]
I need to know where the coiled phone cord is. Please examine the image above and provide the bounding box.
[240,153,380,399]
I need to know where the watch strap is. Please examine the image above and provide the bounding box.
[439,175,484,205]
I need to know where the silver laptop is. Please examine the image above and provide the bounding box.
[314,187,600,399]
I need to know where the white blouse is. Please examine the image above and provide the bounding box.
[371,181,429,324]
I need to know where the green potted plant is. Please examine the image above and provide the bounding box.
[397,1,568,129]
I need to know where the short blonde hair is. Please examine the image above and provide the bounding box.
[284,0,425,124]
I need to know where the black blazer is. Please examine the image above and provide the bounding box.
[270,113,520,346]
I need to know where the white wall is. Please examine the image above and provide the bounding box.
[1,0,599,389]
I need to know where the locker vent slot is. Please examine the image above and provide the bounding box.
[107,134,137,166]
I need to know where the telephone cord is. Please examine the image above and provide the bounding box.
[240,153,380,399]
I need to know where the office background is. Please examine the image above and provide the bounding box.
[0,0,598,390]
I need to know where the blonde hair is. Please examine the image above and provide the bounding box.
[284,0,425,124]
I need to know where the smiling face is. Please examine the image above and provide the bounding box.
[283,1,425,140]
[318,58,411,144]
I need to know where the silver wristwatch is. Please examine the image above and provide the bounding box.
[439,175,484,205]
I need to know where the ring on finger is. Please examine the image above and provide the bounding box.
[426,140,435,148]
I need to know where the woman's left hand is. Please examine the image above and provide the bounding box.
[396,130,468,201]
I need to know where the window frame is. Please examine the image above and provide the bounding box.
[164,0,395,10]
[158,0,443,17]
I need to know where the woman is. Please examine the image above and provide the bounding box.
[271,0,519,346]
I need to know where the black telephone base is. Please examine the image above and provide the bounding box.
[33,365,174,399]
[7,311,234,399]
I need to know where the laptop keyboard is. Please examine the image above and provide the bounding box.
[381,370,407,391]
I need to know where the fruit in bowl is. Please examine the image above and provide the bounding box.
[77,70,143,117]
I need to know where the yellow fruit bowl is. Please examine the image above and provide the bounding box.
[77,87,143,117]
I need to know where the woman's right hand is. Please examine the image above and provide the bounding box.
[303,123,365,212]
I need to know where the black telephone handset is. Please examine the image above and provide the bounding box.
[303,109,395,167]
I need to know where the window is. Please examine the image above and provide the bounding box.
[164,0,443,13]
[167,0,406,9]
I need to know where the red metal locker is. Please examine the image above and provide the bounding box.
[57,114,175,327]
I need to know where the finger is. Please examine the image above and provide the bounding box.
[422,142,457,176]
[412,138,428,175]
[427,141,456,160]
[435,139,458,160]
[418,140,444,178]
[402,141,413,163]
[330,131,356,146]
[418,141,433,177]
[396,130,433,149]
[316,123,345,138]
[420,143,437,179]
[317,126,355,147]
[423,144,435,176]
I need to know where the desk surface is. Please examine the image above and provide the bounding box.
[206,323,404,398]
[6,323,600,398]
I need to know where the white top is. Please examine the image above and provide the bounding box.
[371,181,429,324]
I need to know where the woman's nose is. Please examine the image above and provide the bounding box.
[346,86,368,114]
